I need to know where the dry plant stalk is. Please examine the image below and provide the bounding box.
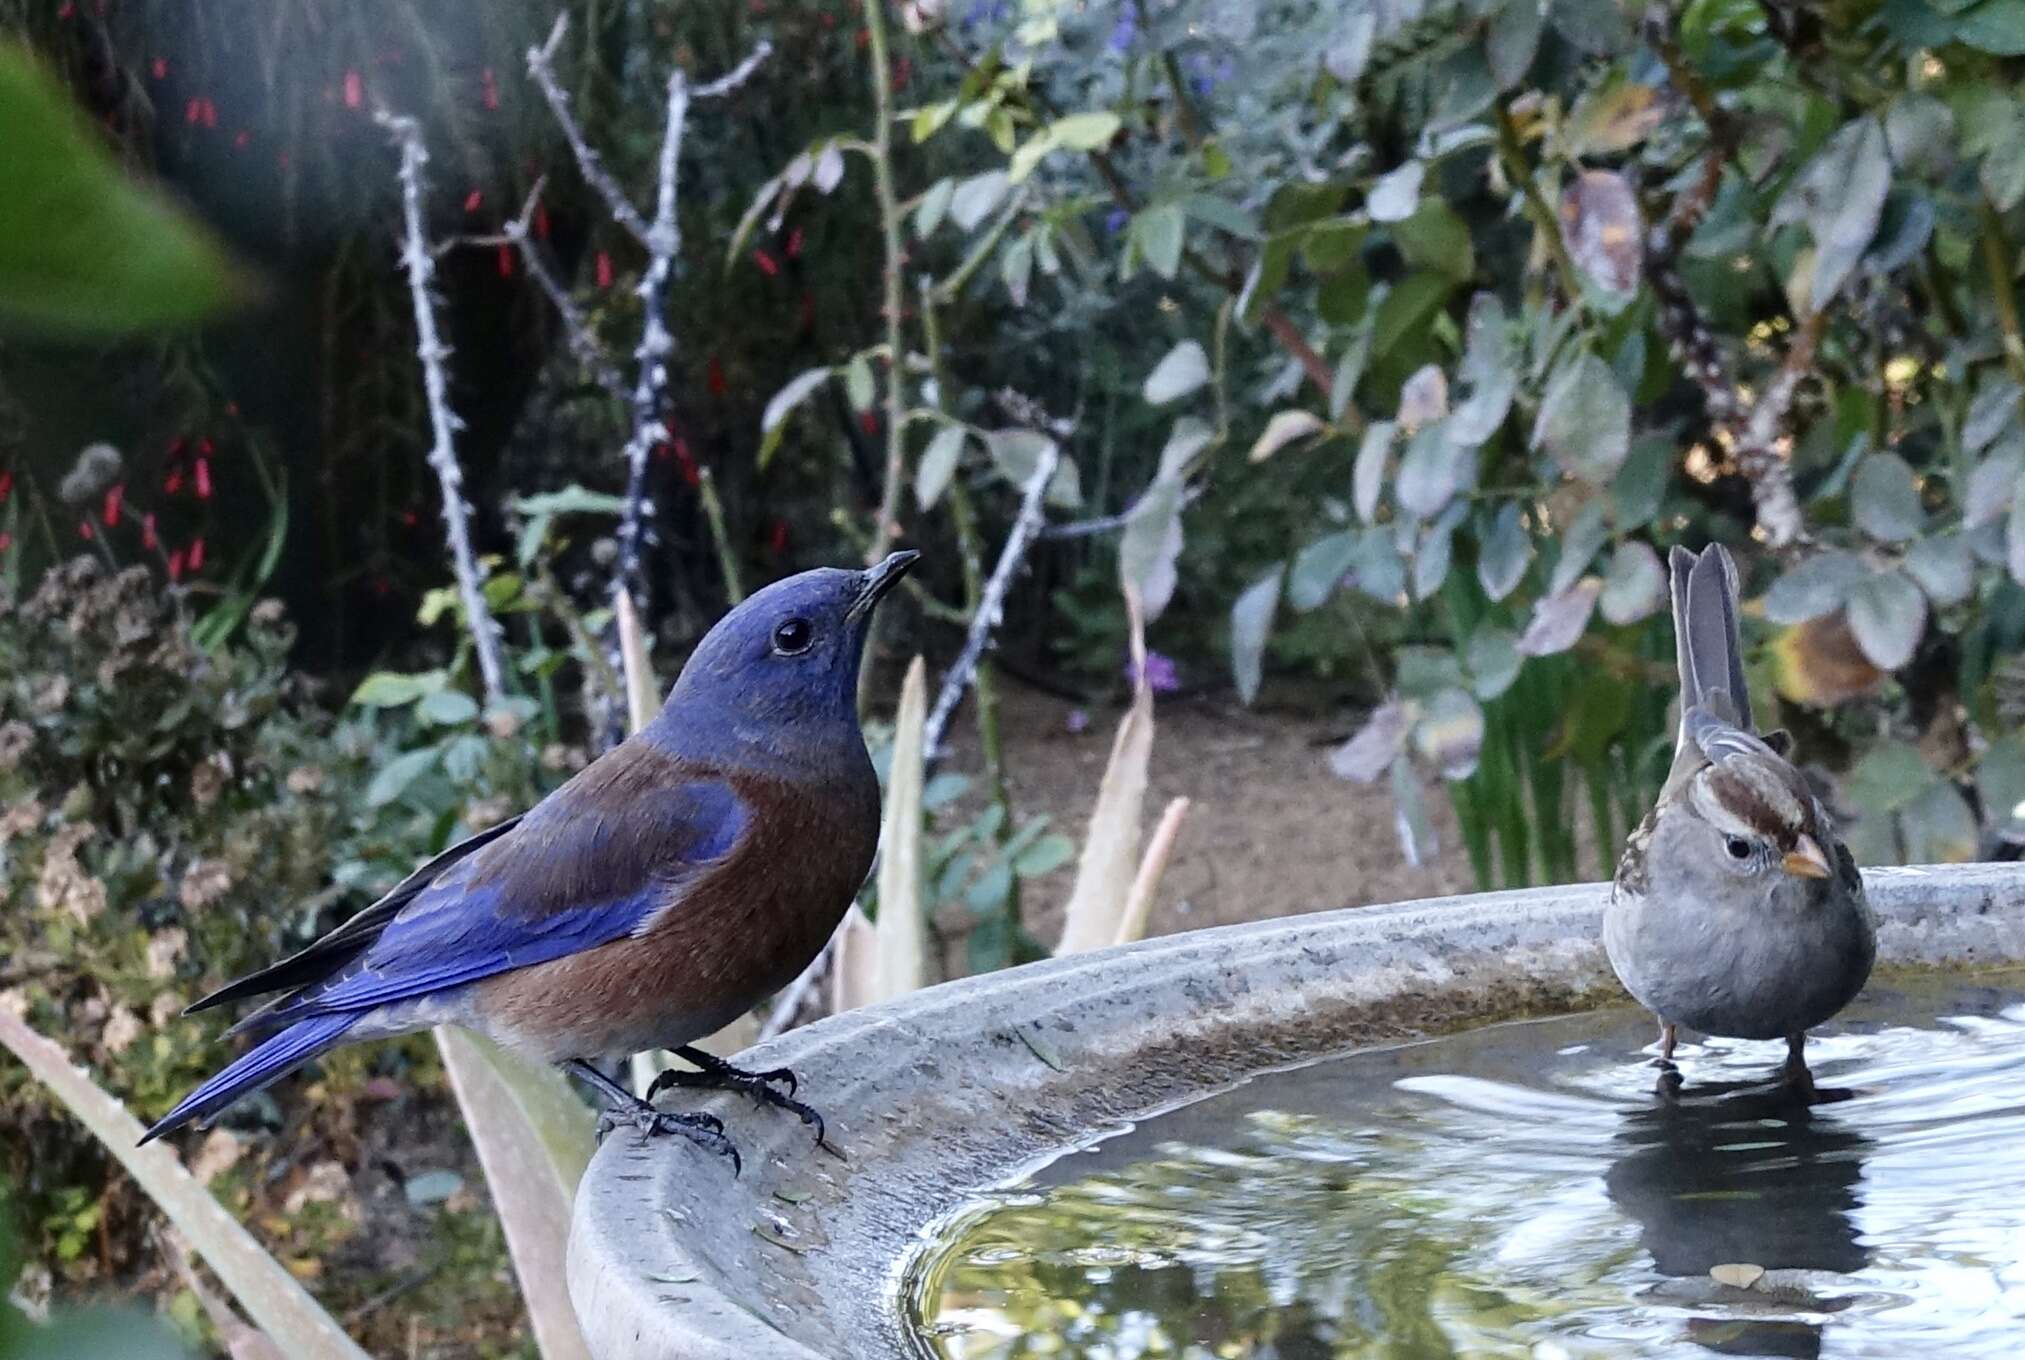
[1056,590,1157,955]
[875,657,930,1001]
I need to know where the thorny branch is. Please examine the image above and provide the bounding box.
[527,16,649,244]
[923,441,1061,759]
[377,110,508,705]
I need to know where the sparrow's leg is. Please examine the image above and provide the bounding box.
[563,1059,741,1175]
[1781,1033,1817,1102]
[1654,1019,1679,1067]
[649,1046,828,1149]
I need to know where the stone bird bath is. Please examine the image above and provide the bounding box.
[567,865,2025,1359]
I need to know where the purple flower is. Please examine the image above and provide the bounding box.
[1103,207,1129,235]
[1065,708,1091,735]
[1125,649,1180,694]
[1108,10,1137,52]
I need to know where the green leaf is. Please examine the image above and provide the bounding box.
[915,424,968,509]
[844,354,875,412]
[1354,420,1395,523]
[1414,687,1485,780]
[1464,624,1522,699]
[366,745,442,807]
[1449,292,1514,446]
[1549,500,1609,595]
[1050,111,1121,150]
[1956,0,2025,54]
[1000,231,1035,304]
[1392,201,1474,280]
[1142,340,1210,405]
[0,46,250,336]
[1134,203,1186,279]
[350,669,448,708]
[1845,569,1926,670]
[1904,533,1975,605]
[1013,833,1077,877]
[1850,452,1924,542]
[1367,161,1424,223]
[1288,530,1359,610]
[1371,272,1454,357]
[1532,351,1630,483]
[1396,422,1472,518]
[416,689,480,727]
[1598,540,1665,624]
[913,177,956,236]
[1979,735,2025,837]
[1487,0,1546,89]
[1230,566,1284,705]
[982,428,1080,508]
[758,366,833,468]
[1846,741,1935,816]
[1119,476,1185,618]
[1771,116,1890,313]
[1477,503,1532,601]
[948,170,1012,231]
[1763,550,1869,624]
[1248,409,1326,462]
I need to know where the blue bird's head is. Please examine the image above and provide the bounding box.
[654,551,919,760]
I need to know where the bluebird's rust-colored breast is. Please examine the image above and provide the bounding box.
[474,759,880,1063]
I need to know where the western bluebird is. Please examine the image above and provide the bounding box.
[143,552,919,1170]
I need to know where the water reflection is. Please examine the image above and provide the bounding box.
[910,974,2025,1360]
[1604,1080,1872,1359]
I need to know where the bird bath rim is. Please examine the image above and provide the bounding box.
[566,864,2025,1360]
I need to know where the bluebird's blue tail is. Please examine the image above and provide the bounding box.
[140,1013,361,1145]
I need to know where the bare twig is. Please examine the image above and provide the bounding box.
[377,110,508,704]
[862,0,909,567]
[477,182,628,399]
[1729,310,1825,549]
[526,15,649,244]
[757,944,832,1042]
[924,442,1060,758]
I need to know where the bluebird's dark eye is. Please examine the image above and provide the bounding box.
[1725,836,1752,861]
[772,617,813,656]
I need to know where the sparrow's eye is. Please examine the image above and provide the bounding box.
[1724,836,1753,861]
[772,618,814,656]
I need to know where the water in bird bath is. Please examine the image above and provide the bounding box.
[905,970,2025,1359]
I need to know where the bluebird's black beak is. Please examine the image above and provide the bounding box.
[849,549,919,620]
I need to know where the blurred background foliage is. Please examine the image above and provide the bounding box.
[4,0,2025,1354]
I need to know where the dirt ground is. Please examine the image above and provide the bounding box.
[941,682,1475,944]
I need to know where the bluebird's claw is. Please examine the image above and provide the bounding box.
[661,1046,830,1151]
[595,1105,742,1174]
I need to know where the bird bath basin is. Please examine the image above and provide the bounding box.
[568,865,2025,1359]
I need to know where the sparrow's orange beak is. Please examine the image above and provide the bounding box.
[1782,834,1832,880]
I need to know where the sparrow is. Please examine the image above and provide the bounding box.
[1604,544,1874,1097]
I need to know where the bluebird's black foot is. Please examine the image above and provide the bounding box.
[562,1059,743,1175]
[655,1046,830,1151]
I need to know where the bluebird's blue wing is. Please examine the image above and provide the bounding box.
[142,748,749,1143]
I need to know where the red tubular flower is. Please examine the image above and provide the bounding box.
[534,203,551,240]
[859,410,879,436]
[151,57,169,79]
[497,244,515,278]
[201,99,218,129]
[194,458,212,500]
[0,469,12,503]
[103,484,123,526]
[707,355,728,397]
[164,468,184,495]
[0,532,12,554]
[188,537,206,572]
[141,513,158,551]
[343,70,363,109]
[481,68,500,111]
[752,248,779,276]
[464,189,482,213]
[596,251,614,289]
[185,97,201,124]
[766,518,790,555]
[78,519,94,541]
[786,227,804,259]
[167,549,184,582]
[232,128,250,149]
